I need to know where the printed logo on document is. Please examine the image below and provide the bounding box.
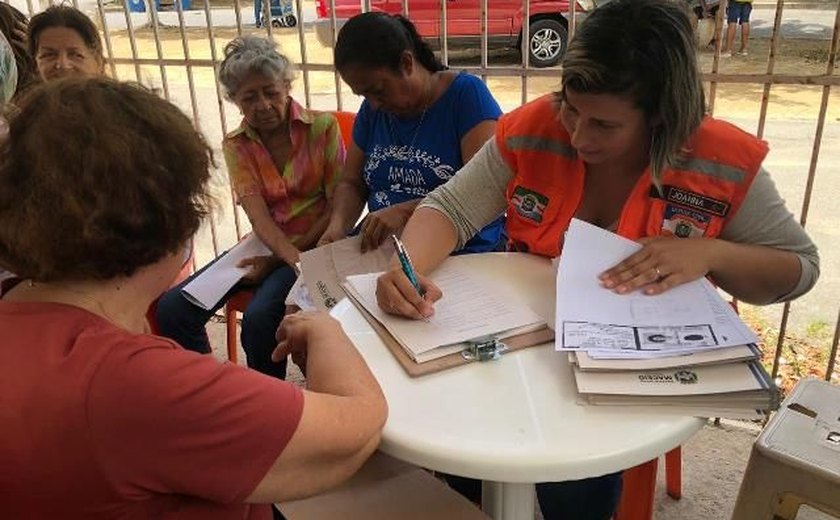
[674,370,699,384]
[316,280,338,309]
[511,186,549,223]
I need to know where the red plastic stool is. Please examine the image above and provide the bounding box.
[614,447,682,520]
[224,289,255,364]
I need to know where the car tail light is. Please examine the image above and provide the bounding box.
[316,0,327,18]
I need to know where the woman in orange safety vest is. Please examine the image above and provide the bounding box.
[374,0,819,518]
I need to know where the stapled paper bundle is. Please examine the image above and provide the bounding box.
[557,219,779,418]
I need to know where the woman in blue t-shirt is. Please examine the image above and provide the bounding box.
[318,12,505,253]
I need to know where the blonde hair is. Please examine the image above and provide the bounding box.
[561,0,705,188]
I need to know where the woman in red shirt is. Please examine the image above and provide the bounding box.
[0,78,385,520]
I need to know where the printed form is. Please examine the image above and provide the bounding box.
[555,219,758,356]
[344,257,545,359]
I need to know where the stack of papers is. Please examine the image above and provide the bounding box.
[556,220,778,418]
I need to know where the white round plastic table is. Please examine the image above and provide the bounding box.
[330,252,705,520]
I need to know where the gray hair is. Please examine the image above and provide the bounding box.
[218,36,295,99]
[560,0,705,190]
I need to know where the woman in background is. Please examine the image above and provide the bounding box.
[318,12,505,253]
[28,5,105,81]
[156,36,345,380]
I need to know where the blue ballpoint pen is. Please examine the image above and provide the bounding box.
[391,234,426,297]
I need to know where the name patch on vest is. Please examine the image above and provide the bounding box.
[511,186,548,223]
[660,186,730,217]
[662,205,710,238]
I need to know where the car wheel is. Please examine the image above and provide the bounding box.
[526,18,568,68]
[284,14,297,27]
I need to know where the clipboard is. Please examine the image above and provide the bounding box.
[345,291,555,377]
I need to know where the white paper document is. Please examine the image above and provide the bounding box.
[343,256,545,361]
[181,234,272,310]
[555,219,758,354]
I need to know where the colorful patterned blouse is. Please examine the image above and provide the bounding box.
[223,98,345,245]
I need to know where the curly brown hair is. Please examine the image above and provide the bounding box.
[0,77,214,282]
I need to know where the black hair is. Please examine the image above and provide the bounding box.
[334,12,444,73]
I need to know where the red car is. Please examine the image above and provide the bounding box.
[314,0,590,67]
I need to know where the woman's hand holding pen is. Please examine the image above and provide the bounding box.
[376,267,442,320]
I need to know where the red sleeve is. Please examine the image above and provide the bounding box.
[85,336,304,504]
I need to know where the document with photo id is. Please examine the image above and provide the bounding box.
[555,219,758,355]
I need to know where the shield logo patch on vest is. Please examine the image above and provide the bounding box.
[661,205,711,238]
[511,186,549,223]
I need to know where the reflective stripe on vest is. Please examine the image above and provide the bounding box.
[506,136,575,158]
[673,156,747,184]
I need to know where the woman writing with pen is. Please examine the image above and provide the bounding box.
[374,0,819,518]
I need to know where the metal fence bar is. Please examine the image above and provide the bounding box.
[201,0,229,138]
[293,0,312,108]
[146,0,172,101]
[99,57,840,86]
[520,0,530,106]
[121,0,144,82]
[480,0,488,82]
[233,0,244,37]
[827,308,840,381]
[440,0,449,67]
[706,0,728,115]
[95,0,118,78]
[568,0,576,41]
[329,0,342,110]
[262,0,272,37]
[756,0,785,139]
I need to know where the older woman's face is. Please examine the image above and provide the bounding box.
[36,26,102,81]
[234,74,290,133]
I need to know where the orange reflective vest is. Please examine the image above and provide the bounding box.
[497,95,769,257]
